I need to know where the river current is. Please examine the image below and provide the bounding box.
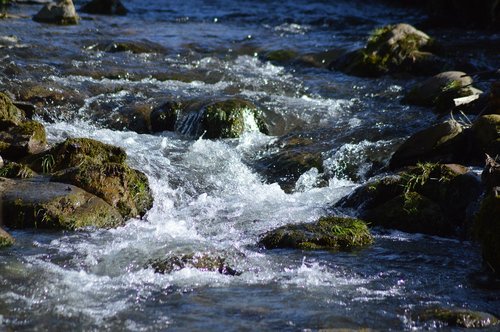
[1,0,500,330]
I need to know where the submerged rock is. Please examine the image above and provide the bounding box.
[417,307,499,328]
[88,40,167,54]
[337,163,482,237]
[26,138,153,219]
[149,253,241,276]
[259,216,373,251]
[33,0,79,25]
[0,227,14,248]
[80,0,127,16]
[333,23,444,77]
[0,178,123,230]
[403,71,482,112]
[152,98,268,139]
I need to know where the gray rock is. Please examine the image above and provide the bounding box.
[33,0,79,25]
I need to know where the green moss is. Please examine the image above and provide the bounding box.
[0,228,14,248]
[260,216,373,251]
[17,120,47,143]
[0,92,24,126]
[419,308,499,328]
[0,162,35,178]
[202,99,268,138]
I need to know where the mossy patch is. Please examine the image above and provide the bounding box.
[0,228,14,248]
[0,92,25,127]
[418,307,499,328]
[0,162,35,178]
[264,49,298,62]
[259,216,373,251]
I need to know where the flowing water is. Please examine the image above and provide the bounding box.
[1,0,500,330]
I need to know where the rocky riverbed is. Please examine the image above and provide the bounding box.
[0,0,499,330]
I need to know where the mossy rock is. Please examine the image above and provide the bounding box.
[475,191,500,276]
[16,83,83,107]
[80,0,128,15]
[471,114,500,157]
[150,100,184,133]
[52,162,153,219]
[389,120,465,170]
[366,191,450,236]
[0,162,35,179]
[0,227,14,248]
[0,120,47,160]
[0,92,25,128]
[417,307,499,328]
[333,23,442,77]
[29,137,126,173]
[149,253,241,276]
[259,216,373,251]
[0,178,124,230]
[403,71,481,112]
[263,49,298,63]
[33,0,79,25]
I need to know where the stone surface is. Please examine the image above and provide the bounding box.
[0,178,124,230]
[33,0,79,25]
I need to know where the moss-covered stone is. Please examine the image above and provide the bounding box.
[403,71,481,112]
[475,191,500,276]
[333,23,443,77]
[29,137,126,173]
[80,0,128,16]
[149,253,241,276]
[263,49,298,63]
[0,227,14,248]
[0,178,124,230]
[0,120,47,160]
[471,114,500,157]
[0,92,25,128]
[0,162,35,179]
[33,0,79,25]
[52,161,153,218]
[418,307,499,328]
[150,100,184,133]
[389,120,465,170]
[337,163,482,237]
[259,216,373,251]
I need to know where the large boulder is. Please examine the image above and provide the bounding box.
[0,227,14,248]
[27,138,153,219]
[151,98,268,139]
[33,0,79,25]
[80,0,128,15]
[403,71,482,112]
[389,120,465,170]
[148,253,241,276]
[0,178,123,230]
[259,216,373,251]
[337,163,483,237]
[417,307,499,328]
[333,23,445,77]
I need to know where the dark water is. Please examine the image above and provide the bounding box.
[1,0,500,330]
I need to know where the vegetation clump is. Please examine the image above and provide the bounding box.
[259,216,373,251]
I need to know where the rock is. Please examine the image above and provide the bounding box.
[153,98,268,139]
[253,134,325,193]
[0,227,14,248]
[263,49,298,63]
[389,120,465,170]
[80,0,127,16]
[149,253,241,276]
[333,23,444,77]
[0,91,25,127]
[0,161,35,178]
[403,71,482,112]
[52,162,153,219]
[417,307,499,328]
[16,82,84,108]
[88,40,167,54]
[259,216,373,251]
[0,178,124,230]
[475,190,500,276]
[26,137,153,219]
[33,0,79,25]
[0,120,47,160]
[471,114,500,158]
[337,163,483,237]
[106,103,152,134]
[150,100,183,133]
